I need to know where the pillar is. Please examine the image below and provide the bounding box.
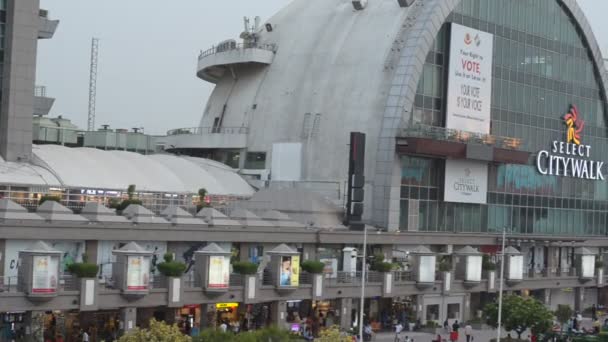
[463,293,471,322]
[0,239,5,277]
[575,288,584,312]
[200,304,216,329]
[84,240,99,265]
[337,298,353,330]
[270,301,287,329]
[23,311,45,342]
[547,246,559,276]
[121,308,137,334]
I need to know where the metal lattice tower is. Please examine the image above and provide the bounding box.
[87,38,99,131]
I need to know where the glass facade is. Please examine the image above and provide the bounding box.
[402,0,608,236]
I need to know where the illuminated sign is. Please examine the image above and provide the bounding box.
[216,302,238,309]
[536,105,604,180]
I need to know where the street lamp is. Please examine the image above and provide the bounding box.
[357,226,381,340]
[496,227,512,341]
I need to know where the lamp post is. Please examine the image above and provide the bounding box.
[497,227,507,342]
[359,225,368,341]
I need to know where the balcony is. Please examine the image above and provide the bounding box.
[33,86,55,116]
[38,9,59,39]
[397,124,531,164]
[161,126,249,150]
[197,42,275,83]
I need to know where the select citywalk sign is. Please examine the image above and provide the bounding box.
[536,105,605,180]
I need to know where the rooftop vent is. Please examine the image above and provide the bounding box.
[352,0,368,10]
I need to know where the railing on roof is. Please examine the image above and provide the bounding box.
[166,126,249,136]
[399,123,525,151]
[34,85,47,97]
[198,43,275,60]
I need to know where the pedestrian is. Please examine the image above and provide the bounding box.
[450,320,460,342]
[190,323,200,337]
[592,304,598,321]
[219,320,228,332]
[443,319,449,332]
[82,328,90,342]
[464,322,473,342]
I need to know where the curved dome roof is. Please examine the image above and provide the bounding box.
[23,144,253,196]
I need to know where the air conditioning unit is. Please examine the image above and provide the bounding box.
[352,0,367,11]
[397,0,416,7]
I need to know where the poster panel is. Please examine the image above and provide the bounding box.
[32,255,58,293]
[279,255,300,287]
[127,255,150,290]
[208,256,230,289]
[444,159,488,204]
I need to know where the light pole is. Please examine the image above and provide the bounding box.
[496,227,507,342]
[358,225,368,341]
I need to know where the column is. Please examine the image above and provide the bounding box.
[200,304,216,329]
[337,298,353,330]
[0,239,5,277]
[575,288,584,312]
[463,294,471,322]
[120,308,137,334]
[84,240,99,265]
[270,301,287,329]
[546,246,559,276]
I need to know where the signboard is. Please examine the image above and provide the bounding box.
[446,23,493,134]
[444,23,493,204]
[207,256,230,289]
[320,258,338,279]
[32,255,58,293]
[216,302,238,309]
[279,255,300,287]
[444,159,488,204]
[536,105,605,180]
[127,256,150,290]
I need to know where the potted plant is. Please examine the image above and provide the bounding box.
[157,253,187,278]
[301,260,325,274]
[232,261,259,275]
[596,260,604,270]
[39,195,61,205]
[370,254,395,273]
[196,188,210,213]
[67,254,99,278]
[115,184,143,213]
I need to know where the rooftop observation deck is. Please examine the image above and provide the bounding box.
[162,126,249,150]
[397,124,531,164]
[197,42,275,83]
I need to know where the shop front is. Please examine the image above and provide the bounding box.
[0,312,25,342]
[215,302,240,332]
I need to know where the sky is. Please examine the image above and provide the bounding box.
[37,0,606,135]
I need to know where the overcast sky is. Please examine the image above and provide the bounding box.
[37,0,606,135]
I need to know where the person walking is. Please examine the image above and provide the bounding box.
[464,322,473,342]
[450,321,460,342]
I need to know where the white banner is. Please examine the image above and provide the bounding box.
[446,23,493,134]
[208,256,230,289]
[444,159,488,204]
[32,255,58,293]
[127,256,150,290]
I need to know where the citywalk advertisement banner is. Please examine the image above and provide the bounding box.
[444,159,488,204]
[279,255,300,287]
[207,255,230,289]
[444,23,493,204]
[32,255,59,293]
[127,255,150,290]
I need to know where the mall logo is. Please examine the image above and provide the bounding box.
[464,32,481,46]
[536,105,604,180]
[452,167,479,194]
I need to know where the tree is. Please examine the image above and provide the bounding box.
[484,295,553,339]
[118,319,191,342]
[555,304,573,327]
[315,326,352,342]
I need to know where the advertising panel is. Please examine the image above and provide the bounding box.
[320,258,338,279]
[446,23,493,134]
[127,256,150,290]
[207,256,230,289]
[444,159,488,204]
[418,255,436,283]
[444,23,493,204]
[32,255,58,293]
[279,255,300,287]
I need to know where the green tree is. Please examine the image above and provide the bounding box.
[555,304,573,327]
[194,326,296,342]
[315,326,352,342]
[484,295,553,339]
[118,319,191,342]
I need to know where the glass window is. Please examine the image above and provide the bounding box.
[244,152,266,170]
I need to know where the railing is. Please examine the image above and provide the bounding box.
[399,123,524,151]
[299,272,313,285]
[0,276,19,293]
[60,274,79,291]
[393,271,414,283]
[166,126,249,136]
[34,85,47,97]
[199,43,275,60]
[229,273,243,287]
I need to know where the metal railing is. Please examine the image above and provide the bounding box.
[393,271,414,283]
[399,123,525,151]
[0,276,18,293]
[166,126,249,136]
[199,43,275,60]
[299,271,313,285]
[229,273,243,287]
[60,274,79,291]
[34,85,47,97]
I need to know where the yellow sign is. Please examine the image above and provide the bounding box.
[291,255,300,287]
[216,302,239,309]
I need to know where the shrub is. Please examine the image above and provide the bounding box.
[119,319,191,342]
[596,260,605,269]
[555,304,573,324]
[369,254,395,272]
[438,256,452,272]
[194,326,297,342]
[424,320,439,328]
[116,199,143,212]
[232,261,258,275]
[314,326,352,342]
[301,260,325,274]
[196,188,210,212]
[483,254,497,271]
[67,260,99,278]
[156,253,187,277]
[39,195,61,205]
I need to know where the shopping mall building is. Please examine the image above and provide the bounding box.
[4,0,608,340]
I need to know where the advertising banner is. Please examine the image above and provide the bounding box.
[127,256,150,290]
[446,23,493,134]
[207,256,230,289]
[32,255,58,293]
[320,258,338,278]
[279,255,300,287]
[444,159,488,204]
